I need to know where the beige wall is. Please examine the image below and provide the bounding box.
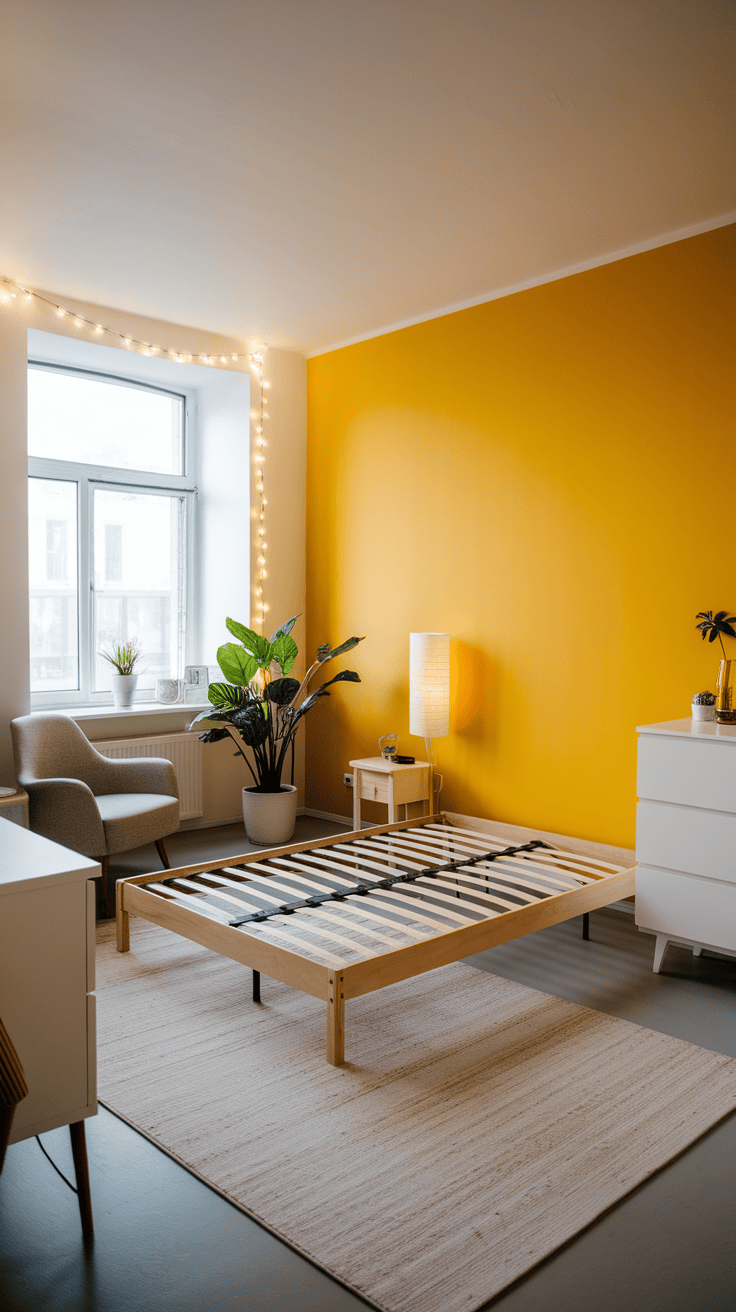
[0,291,306,818]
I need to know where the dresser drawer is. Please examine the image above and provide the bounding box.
[636,800,736,886]
[637,734,736,812]
[636,865,736,951]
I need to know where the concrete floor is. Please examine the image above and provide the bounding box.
[1,820,735,1311]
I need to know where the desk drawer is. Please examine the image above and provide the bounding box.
[637,734,736,812]
[636,865,736,951]
[636,801,736,886]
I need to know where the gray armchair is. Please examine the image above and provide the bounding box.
[10,714,179,913]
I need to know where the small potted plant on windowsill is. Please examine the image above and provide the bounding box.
[191,615,363,845]
[695,610,736,724]
[99,640,143,709]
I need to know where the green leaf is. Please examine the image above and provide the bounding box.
[217,644,259,686]
[225,618,273,664]
[269,613,300,643]
[207,681,251,709]
[271,632,298,675]
[232,703,269,747]
[266,677,300,705]
[189,709,230,728]
[317,635,364,663]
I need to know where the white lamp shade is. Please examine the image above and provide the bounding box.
[410,632,450,738]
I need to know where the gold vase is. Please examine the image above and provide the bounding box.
[716,660,736,723]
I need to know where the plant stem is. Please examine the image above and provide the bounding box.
[720,633,727,661]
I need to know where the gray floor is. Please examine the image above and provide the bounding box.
[1,821,735,1311]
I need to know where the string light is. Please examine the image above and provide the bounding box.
[249,347,270,632]
[0,275,248,364]
[0,273,270,638]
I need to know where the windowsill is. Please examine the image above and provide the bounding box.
[31,701,212,723]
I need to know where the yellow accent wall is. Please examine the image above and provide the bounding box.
[306,225,736,850]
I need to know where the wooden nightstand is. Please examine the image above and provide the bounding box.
[349,757,434,830]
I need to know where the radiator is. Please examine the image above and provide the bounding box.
[93,732,203,821]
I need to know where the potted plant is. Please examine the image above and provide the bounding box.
[99,640,143,708]
[191,616,363,844]
[695,610,736,723]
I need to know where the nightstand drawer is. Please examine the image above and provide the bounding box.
[636,866,736,951]
[637,801,736,886]
[637,735,736,812]
[357,771,390,804]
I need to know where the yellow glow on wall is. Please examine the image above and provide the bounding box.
[306,225,736,850]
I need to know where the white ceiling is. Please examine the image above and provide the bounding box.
[2,1,734,356]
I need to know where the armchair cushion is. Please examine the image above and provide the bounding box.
[96,793,179,856]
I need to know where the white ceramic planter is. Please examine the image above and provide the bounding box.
[691,703,715,721]
[110,672,138,708]
[242,785,298,846]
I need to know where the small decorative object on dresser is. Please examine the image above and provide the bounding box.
[192,615,363,845]
[99,639,142,708]
[695,610,736,724]
[691,691,716,721]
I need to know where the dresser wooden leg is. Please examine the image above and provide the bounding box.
[652,934,669,974]
[69,1121,94,1245]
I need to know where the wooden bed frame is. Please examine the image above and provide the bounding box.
[115,813,635,1065]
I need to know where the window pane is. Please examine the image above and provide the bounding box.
[29,479,79,692]
[28,367,184,475]
[92,488,183,692]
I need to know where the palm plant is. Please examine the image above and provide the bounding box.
[191,616,363,792]
[695,610,736,660]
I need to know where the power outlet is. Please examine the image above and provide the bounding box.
[343,772,354,787]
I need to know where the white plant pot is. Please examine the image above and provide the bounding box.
[691,703,716,722]
[242,785,298,846]
[110,672,138,708]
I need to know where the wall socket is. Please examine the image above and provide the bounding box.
[343,772,354,787]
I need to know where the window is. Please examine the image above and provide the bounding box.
[28,363,196,706]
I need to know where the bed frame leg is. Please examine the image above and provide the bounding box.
[327,970,345,1066]
[252,970,261,1003]
[581,912,590,941]
[116,887,130,953]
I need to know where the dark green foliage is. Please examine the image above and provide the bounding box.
[696,611,736,642]
[696,610,736,659]
[195,616,364,792]
[266,677,300,704]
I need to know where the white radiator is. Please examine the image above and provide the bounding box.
[93,732,203,821]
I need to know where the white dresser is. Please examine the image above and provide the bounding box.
[0,822,99,1238]
[636,719,736,973]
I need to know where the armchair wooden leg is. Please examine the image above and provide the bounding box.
[155,839,171,870]
[95,856,111,919]
[69,1120,94,1245]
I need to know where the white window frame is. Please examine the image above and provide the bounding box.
[28,361,197,710]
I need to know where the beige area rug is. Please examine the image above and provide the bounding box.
[96,921,736,1312]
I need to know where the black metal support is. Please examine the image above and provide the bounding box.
[252,970,261,1003]
[227,836,550,928]
[582,912,590,941]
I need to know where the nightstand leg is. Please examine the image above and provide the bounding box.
[352,770,361,831]
[69,1121,94,1245]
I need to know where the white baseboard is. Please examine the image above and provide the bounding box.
[298,807,353,826]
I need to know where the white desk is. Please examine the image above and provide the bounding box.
[636,718,736,973]
[0,824,99,1239]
